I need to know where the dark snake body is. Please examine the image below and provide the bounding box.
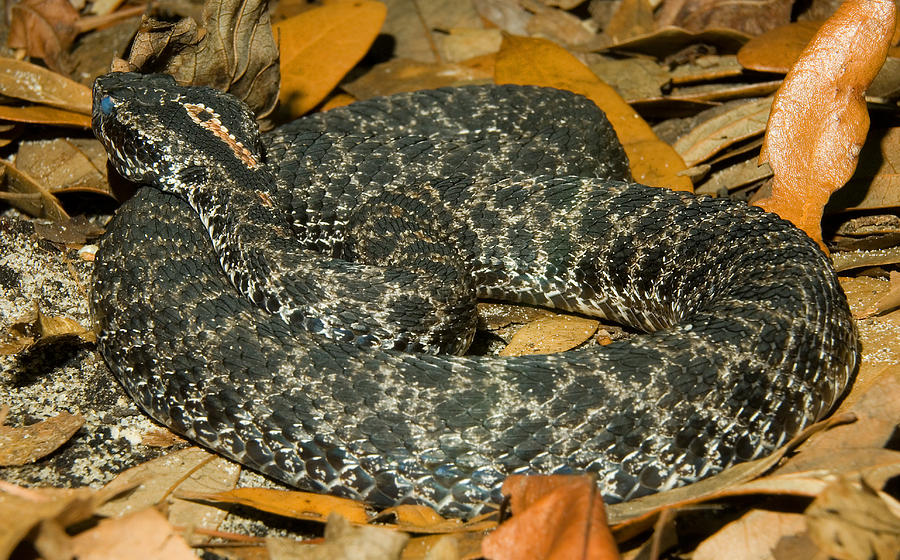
[91,73,857,516]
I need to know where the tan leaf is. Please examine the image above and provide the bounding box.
[0,104,91,128]
[494,34,692,191]
[806,478,900,560]
[654,0,792,36]
[96,447,240,544]
[0,409,84,466]
[673,97,772,167]
[693,510,816,560]
[16,138,110,197]
[499,314,599,356]
[67,508,196,560]
[0,57,91,114]
[275,0,387,118]
[829,127,900,213]
[342,57,492,100]
[372,504,496,534]
[755,0,896,251]
[176,487,371,524]
[266,513,408,560]
[481,475,619,560]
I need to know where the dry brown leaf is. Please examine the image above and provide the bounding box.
[494,34,692,191]
[829,127,900,213]
[32,215,105,245]
[606,26,749,58]
[755,0,896,251]
[499,314,599,356]
[177,487,371,524]
[737,20,824,74]
[693,510,815,560]
[266,513,408,560]
[342,58,492,100]
[126,0,279,120]
[373,505,496,534]
[0,104,91,128]
[857,271,900,318]
[654,0,792,36]
[438,28,502,63]
[96,447,240,545]
[0,57,92,114]
[806,478,900,560]
[67,508,197,560]
[0,410,84,466]
[7,0,79,72]
[275,0,386,118]
[16,138,110,197]
[0,304,95,355]
[673,97,772,167]
[481,475,619,560]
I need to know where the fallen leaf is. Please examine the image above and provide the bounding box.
[342,57,492,100]
[373,504,496,534]
[0,304,95,355]
[0,104,92,128]
[606,26,749,58]
[16,138,110,197]
[0,408,84,466]
[96,447,240,545]
[654,0,792,36]
[857,271,900,318]
[755,0,896,251]
[67,508,197,560]
[674,97,772,167]
[0,57,92,114]
[737,20,824,74]
[692,510,815,560]
[126,0,279,120]
[828,127,900,213]
[499,314,599,356]
[6,0,79,72]
[481,475,619,560]
[267,513,408,559]
[806,478,900,560]
[275,0,387,117]
[177,487,371,524]
[494,34,692,191]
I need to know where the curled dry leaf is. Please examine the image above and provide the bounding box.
[6,0,79,72]
[494,34,692,192]
[126,0,279,120]
[0,410,85,466]
[755,0,896,251]
[481,475,619,560]
[275,0,387,118]
[0,304,95,355]
[67,508,196,560]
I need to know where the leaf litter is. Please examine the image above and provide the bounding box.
[3,0,900,558]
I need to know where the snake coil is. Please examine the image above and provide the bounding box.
[91,72,857,515]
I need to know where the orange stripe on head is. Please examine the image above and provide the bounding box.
[183,103,259,169]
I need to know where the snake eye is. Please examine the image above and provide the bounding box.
[99,95,115,115]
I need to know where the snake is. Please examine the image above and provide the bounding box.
[90,72,858,516]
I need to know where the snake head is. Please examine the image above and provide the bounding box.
[92,72,264,196]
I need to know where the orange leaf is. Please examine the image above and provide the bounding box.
[755,0,895,251]
[275,0,386,118]
[176,487,370,524]
[494,34,691,192]
[481,475,619,560]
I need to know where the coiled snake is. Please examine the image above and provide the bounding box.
[91,72,857,516]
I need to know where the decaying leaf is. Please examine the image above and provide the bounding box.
[125,0,279,120]
[266,513,408,560]
[0,304,95,356]
[68,508,197,560]
[6,0,79,72]
[494,34,692,192]
[692,510,812,560]
[275,0,387,118]
[0,57,92,114]
[654,0,792,36]
[342,57,492,100]
[499,314,599,356]
[755,0,896,250]
[16,138,110,198]
[177,487,371,524]
[481,475,619,560]
[673,97,772,167]
[806,478,900,560]
[0,407,85,466]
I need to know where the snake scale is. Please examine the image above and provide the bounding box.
[91,72,858,516]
